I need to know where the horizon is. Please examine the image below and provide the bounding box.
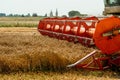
[0,0,104,16]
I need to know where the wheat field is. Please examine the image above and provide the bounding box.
[0,27,119,80]
[0,17,40,27]
[0,27,95,72]
[0,17,119,80]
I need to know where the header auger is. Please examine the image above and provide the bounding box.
[38,16,120,71]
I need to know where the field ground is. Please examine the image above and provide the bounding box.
[0,17,41,27]
[0,27,119,80]
[0,71,119,80]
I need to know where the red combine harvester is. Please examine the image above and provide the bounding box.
[38,16,120,71]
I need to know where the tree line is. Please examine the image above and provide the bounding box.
[0,13,38,17]
[0,10,87,17]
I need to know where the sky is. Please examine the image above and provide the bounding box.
[0,0,105,16]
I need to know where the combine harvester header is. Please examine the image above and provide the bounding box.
[38,16,98,46]
[38,16,120,71]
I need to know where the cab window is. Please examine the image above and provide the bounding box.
[104,0,120,6]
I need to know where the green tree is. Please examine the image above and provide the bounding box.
[68,10,81,17]
[8,14,13,17]
[21,14,25,17]
[26,13,31,17]
[0,13,6,17]
[32,13,38,17]
[50,10,53,17]
[14,14,21,17]
[44,13,47,17]
[55,9,58,17]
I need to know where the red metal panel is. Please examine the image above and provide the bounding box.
[94,16,120,55]
[38,17,97,46]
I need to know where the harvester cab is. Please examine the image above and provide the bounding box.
[103,0,120,15]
